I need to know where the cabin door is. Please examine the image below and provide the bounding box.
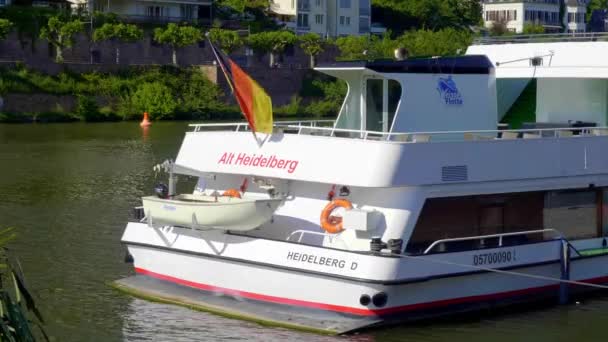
[363,77,402,133]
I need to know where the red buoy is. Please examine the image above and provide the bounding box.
[140,112,152,127]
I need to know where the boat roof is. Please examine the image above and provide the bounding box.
[316,55,494,75]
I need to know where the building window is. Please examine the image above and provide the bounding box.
[298,13,309,28]
[339,15,344,25]
[147,6,166,17]
[291,0,294,9]
[359,16,370,33]
[345,16,350,26]
[180,4,194,19]
[339,0,351,9]
[315,14,323,25]
[298,0,310,11]
[485,10,517,22]
[359,0,370,16]
[315,0,322,7]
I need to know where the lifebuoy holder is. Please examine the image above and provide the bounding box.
[320,198,353,234]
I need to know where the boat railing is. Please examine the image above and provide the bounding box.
[189,120,335,132]
[473,32,608,45]
[423,228,561,255]
[287,125,608,142]
[189,121,608,143]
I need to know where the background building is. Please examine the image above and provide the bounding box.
[270,0,371,37]
[68,0,212,24]
[0,0,12,6]
[482,0,589,34]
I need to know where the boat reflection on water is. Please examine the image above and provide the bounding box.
[121,298,373,342]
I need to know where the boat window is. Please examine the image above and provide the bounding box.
[365,79,383,132]
[364,78,401,132]
[406,192,545,254]
[544,190,599,239]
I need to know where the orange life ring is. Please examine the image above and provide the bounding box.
[222,188,242,198]
[320,198,353,234]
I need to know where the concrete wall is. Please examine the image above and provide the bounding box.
[0,31,338,69]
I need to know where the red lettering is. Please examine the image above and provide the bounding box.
[235,153,246,165]
[218,152,229,164]
[269,156,278,168]
[218,152,299,173]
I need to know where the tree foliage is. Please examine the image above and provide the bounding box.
[218,0,269,14]
[247,30,297,66]
[39,16,84,63]
[0,19,13,41]
[336,29,472,61]
[208,28,243,54]
[93,23,143,64]
[298,33,325,68]
[489,19,509,36]
[372,0,482,33]
[130,82,178,119]
[153,24,202,66]
[587,0,608,21]
[93,23,143,43]
[523,23,545,35]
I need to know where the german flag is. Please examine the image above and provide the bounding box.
[209,39,273,134]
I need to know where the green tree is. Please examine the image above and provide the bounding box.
[372,0,482,32]
[208,28,243,54]
[587,0,608,22]
[39,16,84,63]
[93,23,143,64]
[130,82,178,119]
[0,19,13,41]
[523,23,545,35]
[248,30,297,67]
[298,33,325,68]
[335,35,390,61]
[218,0,269,15]
[489,19,509,36]
[396,28,472,56]
[153,23,202,66]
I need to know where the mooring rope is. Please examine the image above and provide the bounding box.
[393,252,608,290]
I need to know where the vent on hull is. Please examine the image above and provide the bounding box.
[442,165,468,182]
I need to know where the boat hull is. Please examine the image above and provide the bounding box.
[119,225,608,333]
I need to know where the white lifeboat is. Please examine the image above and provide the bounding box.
[142,194,283,231]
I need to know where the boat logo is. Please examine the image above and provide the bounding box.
[437,76,463,105]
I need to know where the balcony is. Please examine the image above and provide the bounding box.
[120,15,211,25]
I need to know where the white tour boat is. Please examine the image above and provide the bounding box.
[116,34,608,334]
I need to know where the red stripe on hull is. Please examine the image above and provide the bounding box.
[135,267,608,317]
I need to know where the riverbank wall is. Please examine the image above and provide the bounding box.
[0,32,340,123]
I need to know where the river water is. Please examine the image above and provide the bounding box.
[1,122,607,342]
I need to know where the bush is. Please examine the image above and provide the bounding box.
[130,82,178,120]
[75,95,101,122]
[274,96,302,117]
